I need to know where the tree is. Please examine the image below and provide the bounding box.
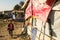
[20,1,24,6]
[13,1,24,10]
[14,4,21,10]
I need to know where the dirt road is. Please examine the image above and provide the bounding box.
[0,21,31,40]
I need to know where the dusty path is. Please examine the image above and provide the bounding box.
[0,21,31,40]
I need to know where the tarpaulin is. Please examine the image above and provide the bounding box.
[32,0,56,22]
[25,0,56,22]
[25,0,32,19]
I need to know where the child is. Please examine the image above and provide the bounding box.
[8,19,14,36]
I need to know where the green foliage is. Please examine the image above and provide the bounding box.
[14,4,21,10]
[20,1,24,6]
[13,1,24,10]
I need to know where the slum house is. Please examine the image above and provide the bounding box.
[22,0,60,40]
[12,10,24,22]
[0,10,24,22]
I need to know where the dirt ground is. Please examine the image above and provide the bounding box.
[0,19,31,40]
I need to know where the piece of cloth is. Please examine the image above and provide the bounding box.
[49,10,60,40]
[31,28,37,40]
[8,23,14,31]
[25,0,56,23]
[12,14,16,19]
[52,0,60,10]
